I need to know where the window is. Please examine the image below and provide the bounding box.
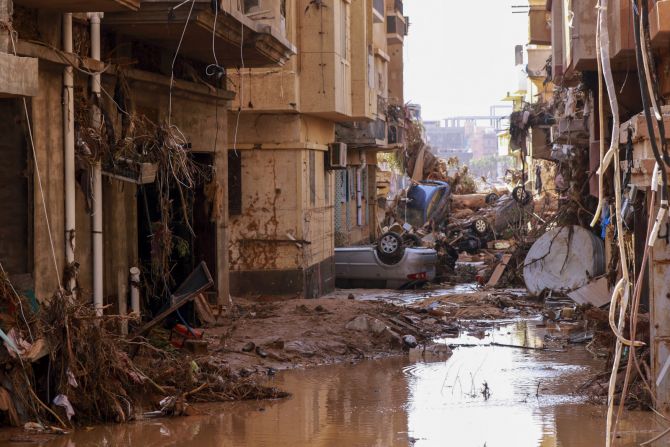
[228,151,242,216]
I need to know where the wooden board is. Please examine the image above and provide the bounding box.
[486,254,513,288]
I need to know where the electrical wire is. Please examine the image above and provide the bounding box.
[641,0,670,164]
[4,29,63,289]
[168,0,197,125]
[632,0,669,248]
[590,5,606,228]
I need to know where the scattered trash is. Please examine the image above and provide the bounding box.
[52,395,75,421]
[402,335,418,349]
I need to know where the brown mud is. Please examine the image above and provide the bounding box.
[1,319,663,447]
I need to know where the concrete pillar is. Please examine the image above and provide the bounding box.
[215,128,230,306]
[0,0,12,53]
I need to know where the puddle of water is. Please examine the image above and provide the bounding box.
[346,283,483,305]
[0,321,662,447]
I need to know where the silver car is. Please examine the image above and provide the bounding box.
[335,246,438,289]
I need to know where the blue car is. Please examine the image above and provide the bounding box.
[405,180,451,228]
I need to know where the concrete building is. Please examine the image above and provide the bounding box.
[227,0,408,297]
[0,0,291,313]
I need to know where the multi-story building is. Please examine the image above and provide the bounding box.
[519,0,670,413]
[0,0,291,313]
[227,0,408,297]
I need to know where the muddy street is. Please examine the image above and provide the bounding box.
[3,0,670,444]
[0,313,660,447]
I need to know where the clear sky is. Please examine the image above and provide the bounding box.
[404,0,528,121]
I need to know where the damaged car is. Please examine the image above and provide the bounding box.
[335,231,438,289]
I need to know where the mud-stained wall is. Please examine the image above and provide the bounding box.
[230,113,334,148]
[28,64,229,304]
[229,149,302,272]
[31,66,65,300]
[301,149,335,268]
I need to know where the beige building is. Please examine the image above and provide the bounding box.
[0,0,291,313]
[227,0,408,297]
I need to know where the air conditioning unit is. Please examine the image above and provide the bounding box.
[327,143,347,170]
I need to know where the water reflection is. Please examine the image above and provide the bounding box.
[0,322,661,447]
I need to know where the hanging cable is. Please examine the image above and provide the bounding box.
[590,6,607,228]
[641,0,670,164]
[632,0,669,246]
[168,0,196,125]
[600,1,634,445]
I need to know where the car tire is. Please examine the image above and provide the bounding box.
[376,232,405,265]
[512,186,532,205]
[485,193,499,205]
[472,218,489,236]
[402,233,422,248]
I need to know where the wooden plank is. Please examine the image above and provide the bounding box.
[132,293,199,339]
[486,254,513,288]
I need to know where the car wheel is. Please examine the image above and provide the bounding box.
[512,186,531,205]
[377,232,405,264]
[472,218,489,236]
[485,193,499,205]
[402,233,422,248]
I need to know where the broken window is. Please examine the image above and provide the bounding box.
[228,151,242,216]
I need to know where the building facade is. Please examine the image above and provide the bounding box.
[0,0,291,314]
[227,0,408,297]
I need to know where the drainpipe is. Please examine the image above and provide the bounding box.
[63,13,76,294]
[356,150,367,226]
[129,267,140,318]
[89,12,104,316]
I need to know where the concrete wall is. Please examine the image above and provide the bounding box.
[228,147,335,297]
[26,58,231,304]
[31,65,65,300]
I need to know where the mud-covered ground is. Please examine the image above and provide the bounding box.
[195,287,543,377]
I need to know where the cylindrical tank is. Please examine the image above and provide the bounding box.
[523,225,605,296]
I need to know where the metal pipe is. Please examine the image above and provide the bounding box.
[130,267,141,318]
[63,13,76,293]
[89,12,104,316]
[117,270,128,335]
[356,150,367,226]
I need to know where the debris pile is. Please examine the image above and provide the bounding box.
[0,274,285,430]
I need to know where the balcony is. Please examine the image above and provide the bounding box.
[373,0,384,23]
[527,47,551,78]
[386,15,407,44]
[13,0,139,11]
[105,0,295,68]
[528,5,550,45]
[335,119,387,148]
